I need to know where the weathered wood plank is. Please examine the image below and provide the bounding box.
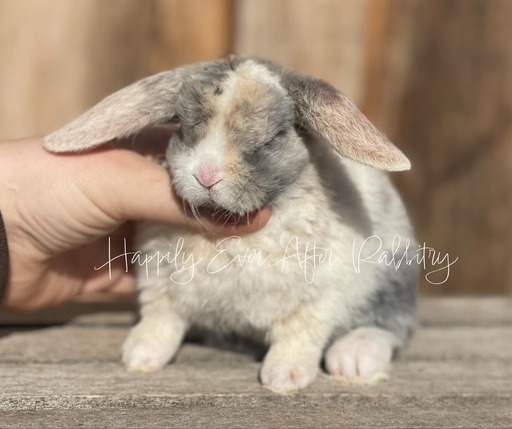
[1,401,511,429]
[362,0,512,295]
[1,324,512,365]
[235,0,368,103]
[0,296,136,326]
[0,0,234,140]
[1,299,511,428]
[151,0,234,71]
[0,0,152,139]
[3,297,511,326]
[1,359,512,404]
[418,297,512,326]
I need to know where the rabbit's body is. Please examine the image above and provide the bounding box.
[136,154,374,333]
[44,56,418,392]
[126,137,417,391]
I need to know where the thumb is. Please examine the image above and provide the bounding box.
[95,148,271,236]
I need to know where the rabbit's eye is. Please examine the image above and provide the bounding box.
[275,129,288,138]
[260,129,288,150]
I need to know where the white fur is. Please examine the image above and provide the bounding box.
[325,327,401,384]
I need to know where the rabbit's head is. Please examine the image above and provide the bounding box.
[44,56,410,216]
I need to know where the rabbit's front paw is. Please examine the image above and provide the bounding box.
[122,326,180,373]
[325,327,398,384]
[259,351,319,393]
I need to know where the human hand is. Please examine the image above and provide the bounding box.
[0,131,270,309]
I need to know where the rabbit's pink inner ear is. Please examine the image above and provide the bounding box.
[310,96,411,171]
[282,70,411,171]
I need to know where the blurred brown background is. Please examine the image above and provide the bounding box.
[1,0,511,296]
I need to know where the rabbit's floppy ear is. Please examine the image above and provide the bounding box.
[44,64,200,152]
[281,71,410,171]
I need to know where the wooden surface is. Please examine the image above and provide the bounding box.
[0,0,151,139]
[0,0,233,140]
[1,0,510,297]
[1,298,511,428]
[235,0,368,103]
[151,0,234,71]
[360,0,512,295]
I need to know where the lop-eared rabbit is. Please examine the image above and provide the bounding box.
[44,56,418,393]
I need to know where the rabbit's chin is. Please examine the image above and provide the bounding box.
[202,206,263,226]
[181,198,265,227]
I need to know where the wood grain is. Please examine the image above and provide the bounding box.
[362,0,512,295]
[1,0,510,295]
[1,299,512,428]
[0,0,234,140]
[235,0,368,103]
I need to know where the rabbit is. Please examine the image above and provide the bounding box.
[44,56,418,393]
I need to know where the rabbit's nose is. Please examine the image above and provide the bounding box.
[194,162,223,189]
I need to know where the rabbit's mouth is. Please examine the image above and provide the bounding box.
[201,207,262,226]
[177,194,266,227]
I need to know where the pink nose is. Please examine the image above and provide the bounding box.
[194,162,223,189]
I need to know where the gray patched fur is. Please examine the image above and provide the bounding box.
[44,56,419,393]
